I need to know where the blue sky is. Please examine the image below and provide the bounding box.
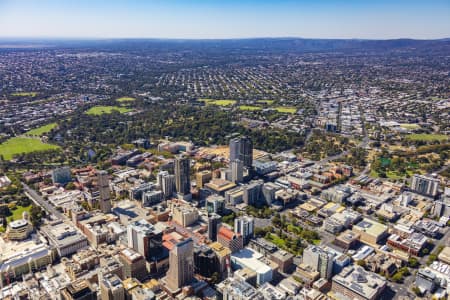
[0,0,449,39]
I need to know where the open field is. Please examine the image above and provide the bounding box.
[400,123,421,129]
[239,105,262,111]
[85,106,132,115]
[26,123,57,136]
[406,133,448,141]
[198,99,237,106]
[117,96,136,102]
[11,92,37,97]
[256,100,275,105]
[274,106,297,113]
[8,205,32,222]
[0,137,60,160]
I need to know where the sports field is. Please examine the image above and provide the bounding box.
[26,123,57,136]
[11,92,37,97]
[85,106,132,115]
[239,105,262,111]
[406,134,448,141]
[0,137,60,160]
[400,124,420,129]
[198,99,237,106]
[274,106,297,113]
[117,96,136,102]
[256,100,275,105]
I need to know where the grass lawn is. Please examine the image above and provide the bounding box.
[274,106,297,114]
[0,137,60,160]
[267,233,286,248]
[406,134,448,142]
[11,92,37,97]
[85,106,132,115]
[117,96,136,102]
[239,105,262,111]
[400,124,420,129]
[7,205,32,222]
[198,99,237,106]
[386,171,404,180]
[26,123,57,136]
[256,100,275,105]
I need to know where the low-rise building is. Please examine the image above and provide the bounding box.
[332,266,386,300]
[352,218,388,244]
[40,221,89,257]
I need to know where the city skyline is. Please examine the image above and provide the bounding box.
[0,0,449,40]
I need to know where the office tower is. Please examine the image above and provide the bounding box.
[127,220,163,261]
[217,226,244,253]
[230,159,244,183]
[411,174,440,197]
[194,244,219,278]
[234,216,254,244]
[262,182,279,206]
[119,248,148,281]
[52,166,72,185]
[175,156,191,196]
[142,190,163,207]
[243,180,263,206]
[303,245,334,279]
[165,238,194,292]
[97,170,112,213]
[229,136,253,168]
[61,279,96,300]
[100,273,125,300]
[208,213,222,241]
[159,171,175,199]
[206,194,225,214]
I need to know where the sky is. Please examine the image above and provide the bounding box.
[0,0,449,40]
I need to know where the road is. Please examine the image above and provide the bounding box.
[22,182,68,221]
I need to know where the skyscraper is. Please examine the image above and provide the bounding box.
[97,170,112,213]
[208,213,222,241]
[230,159,243,183]
[158,170,176,199]
[127,220,163,261]
[234,216,254,244]
[411,174,440,197]
[165,238,194,292]
[229,137,253,168]
[303,245,334,279]
[175,156,191,196]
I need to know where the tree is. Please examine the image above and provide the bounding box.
[356,260,366,268]
[408,258,419,268]
[65,182,76,190]
[391,272,403,283]
[210,272,220,284]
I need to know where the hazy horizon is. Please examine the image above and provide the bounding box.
[1,0,449,40]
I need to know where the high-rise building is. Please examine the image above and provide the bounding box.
[52,166,72,185]
[119,248,148,281]
[411,174,440,197]
[127,220,163,261]
[142,190,163,206]
[217,226,244,253]
[243,180,263,206]
[208,213,222,241]
[175,156,191,196]
[194,244,219,278]
[206,194,225,214]
[234,216,254,244]
[302,245,334,279]
[158,171,175,199]
[61,279,96,300]
[97,170,112,213]
[164,238,194,292]
[229,137,253,168]
[100,273,125,300]
[230,159,244,183]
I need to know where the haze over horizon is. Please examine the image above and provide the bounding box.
[1,0,449,40]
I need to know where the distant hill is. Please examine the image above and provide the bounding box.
[0,37,449,54]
